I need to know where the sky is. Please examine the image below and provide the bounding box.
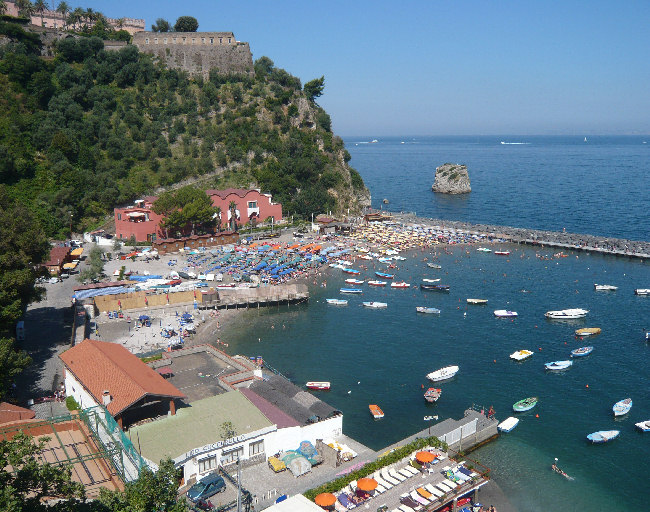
[70,1,650,136]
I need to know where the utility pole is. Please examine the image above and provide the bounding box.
[236,457,242,512]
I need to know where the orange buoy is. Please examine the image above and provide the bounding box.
[493,359,496,363]
[586,384,589,388]
[539,347,542,351]
[421,384,424,389]
[535,414,539,418]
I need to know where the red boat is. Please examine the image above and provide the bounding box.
[306,381,330,390]
[424,388,442,403]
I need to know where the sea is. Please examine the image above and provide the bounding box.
[221,136,649,511]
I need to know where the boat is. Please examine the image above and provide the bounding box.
[340,288,363,294]
[369,404,384,419]
[646,331,650,341]
[427,263,442,269]
[392,256,406,261]
[635,420,650,432]
[306,381,330,390]
[587,430,620,443]
[494,251,510,256]
[545,360,573,371]
[416,306,440,314]
[424,388,442,403]
[575,327,601,337]
[423,415,438,421]
[613,398,632,417]
[420,284,450,292]
[510,349,533,361]
[477,247,492,252]
[551,460,574,480]
[426,365,459,382]
[494,310,517,318]
[390,281,410,288]
[375,271,394,279]
[634,289,650,295]
[422,278,441,283]
[570,346,593,357]
[344,278,365,285]
[357,254,373,260]
[497,417,519,433]
[545,308,589,320]
[368,280,387,287]
[594,284,618,291]
[326,299,348,306]
[513,397,538,412]
[362,301,387,308]
[342,268,361,275]
[467,298,488,305]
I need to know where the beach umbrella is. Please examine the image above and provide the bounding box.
[138,315,149,321]
[356,477,378,492]
[416,451,435,463]
[314,493,337,507]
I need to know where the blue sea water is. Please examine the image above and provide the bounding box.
[220,137,649,511]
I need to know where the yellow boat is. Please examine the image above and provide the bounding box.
[575,327,601,337]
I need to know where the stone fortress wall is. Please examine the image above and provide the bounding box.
[132,31,254,77]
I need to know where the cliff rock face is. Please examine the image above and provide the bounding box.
[432,164,471,194]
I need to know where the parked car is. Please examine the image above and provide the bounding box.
[186,473,226,503]
[48,277,61,284]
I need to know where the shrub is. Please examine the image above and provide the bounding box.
[65,396,80,411]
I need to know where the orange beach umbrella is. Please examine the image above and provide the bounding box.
[314,493,337,507]
[356,477,378,492]
[416,451,435,463]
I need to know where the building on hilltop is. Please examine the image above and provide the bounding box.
[4,1,144,35]
[132,31,254,77]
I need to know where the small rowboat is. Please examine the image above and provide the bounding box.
[424,387,442,402]
[570,346,593,357]
[635,420,650,432]
[357,254,373,260]
[545,308,589,320]
[340,288,363,294]
[467,298,488,305]
[587,430,619,443]
[306,381,330,390]
[362,301,387,309]
[613,398,632,417]
[575,327,601,337]
[326,299,348,306]
[369,404,384,419]
[368,280,387,287]
[422,278,441,283]
[375,271,394,279]
[513,397,538,412]
[427,263,442,269]
[416,306,440,314]
[494,251,510,256]
[342,268,361,275]
[345,278,364,284]
[390,281,410,288]
[545,360,573,371]
[477,247,492,252]
[420,284,450,291]
[494,310,517,318]
[594,284,618,291]
[498,417,519,432]
[426,365,459,382]
[510,350,533,361]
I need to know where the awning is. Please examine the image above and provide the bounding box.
[63,262,78,270]
[70,248,84,257]
[127,212,146,217]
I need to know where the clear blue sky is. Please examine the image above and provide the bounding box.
[74,0,649,136]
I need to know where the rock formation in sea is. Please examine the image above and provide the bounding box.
[432,163,471,194]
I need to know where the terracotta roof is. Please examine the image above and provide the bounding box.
[0,402,36,425]
[206,188,256,199]
[45,246,70,266]
[60,339,185,417]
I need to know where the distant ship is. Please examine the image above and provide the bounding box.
[370,139,379,143]
[584,137,587,142]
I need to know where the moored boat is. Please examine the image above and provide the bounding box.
[545,360,573,371]
[494,310,518,318]
[513,397,538,412]
[326,298,348,306]
[422,278,441,283]
[635,420,650,432]
[369,404,384,419]
[594,284,618,291]
[362,301,387,309]
[426,365,459,382]
[613,398,632,416]
[342,268,361,275]
[477,247,492,252]
[390,281,410,288]
[510,349,533,361]
[467,298,488,305]
[368,280,387,287]
[587,430,619,443]
[570,346,593,357]
[424,387,442,402]
[340,288,363,294]
[375,271,394,279]
[575,327,601,337]
[416,306,441,314]
[498,417,519,432]
[420,284,450,291]
[634,288,650,295]
[494,251,510,256]
[427,263,442,269]
[306,381,330,390]
[545,308,589,320]
[344,278,365,284]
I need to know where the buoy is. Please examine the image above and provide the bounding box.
[493,359,496,363]
[421,384,424,389]
[539,347,542,351]
[347,390,351,394]
[534,325,537,328]
[535,414,539,418]
[564,342,567,345]
[586,384,589,388]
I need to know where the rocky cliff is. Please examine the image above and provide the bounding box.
[432,164,471,194]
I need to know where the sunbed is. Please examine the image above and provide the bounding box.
[373,471,393,489]
[435,482,451,494]
[389,467,407,482]
[398,467,413,479]
[381,467,400,485]
[402,465,419,475]
[399,494,421,511]
[424,484,444,498]
[398,505,416,512]
[410,490,429,506]
[443,478,459,488]
[337,493,355,510]
[416,487,432,499]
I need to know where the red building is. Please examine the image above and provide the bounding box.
[114,190,282,242]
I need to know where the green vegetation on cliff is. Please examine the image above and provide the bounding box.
[0,21,367,238]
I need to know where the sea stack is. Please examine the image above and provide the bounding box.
[432,163,471,194]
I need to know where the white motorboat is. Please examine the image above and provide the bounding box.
[634,289,650,295]
[594,284,618,291]
[416,306,440,314]
[362,301,387,309]
[494,310,518,318]
[510,349,533,361]
[613,398,632,417]
[427,263,442,269]
[326,299,348,306]
[494,251,510,256]
[635,420,650,432]
[390,281,410,288]
[498,417,519,433]
[345,278,365,285]
[426,365,459,382]
[422,278,441,283]
[545,360,573,371]
[368,280,387,287]
[477,247,492,252]
[544,308,589,320]
[467,298,488,305]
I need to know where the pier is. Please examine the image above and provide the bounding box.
[198,283,309,310]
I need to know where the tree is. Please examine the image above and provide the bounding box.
[152,187,218,237]
[254,56,274,78]
[98,457,186,512]
[220,421,236,440]
[33,0,46,26]
[77,246,104,283]
[304,75,325,102]
[228,200,238,231]
[15,0,34,18]
[151,18,171,32]
[0,1,7,15]
[56,1,69,28]
[0,432,86,511]
[173,16,198,32]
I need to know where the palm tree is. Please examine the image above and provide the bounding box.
[15,0,34,19]
[229,201,238,232]
[69,6,83,30]
[0,1,8,16]
[56,1,69,29]
[34,0,46,26]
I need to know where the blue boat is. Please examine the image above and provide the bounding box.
[375,271,394,279]
[613,398,632,417]
[587,430,620,443]
[342,268,361,275]
[340,288,363,294]
[570,346,594,357]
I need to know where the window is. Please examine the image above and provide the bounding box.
[199,456,217,473]
[192,38,196,45]
[219,38,222,44]
[163,38,167,44]
[117,214,122,221]
[228,37,231,43]
[154,38,158,44]
[202,38,206,44]
[221,447,243,464]
[249,440,264,456]
[247,201,258,209]
[210,38,214,44]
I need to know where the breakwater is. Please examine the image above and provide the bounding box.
[382,211,650,259]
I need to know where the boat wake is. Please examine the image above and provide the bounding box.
[500,141,531,145]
